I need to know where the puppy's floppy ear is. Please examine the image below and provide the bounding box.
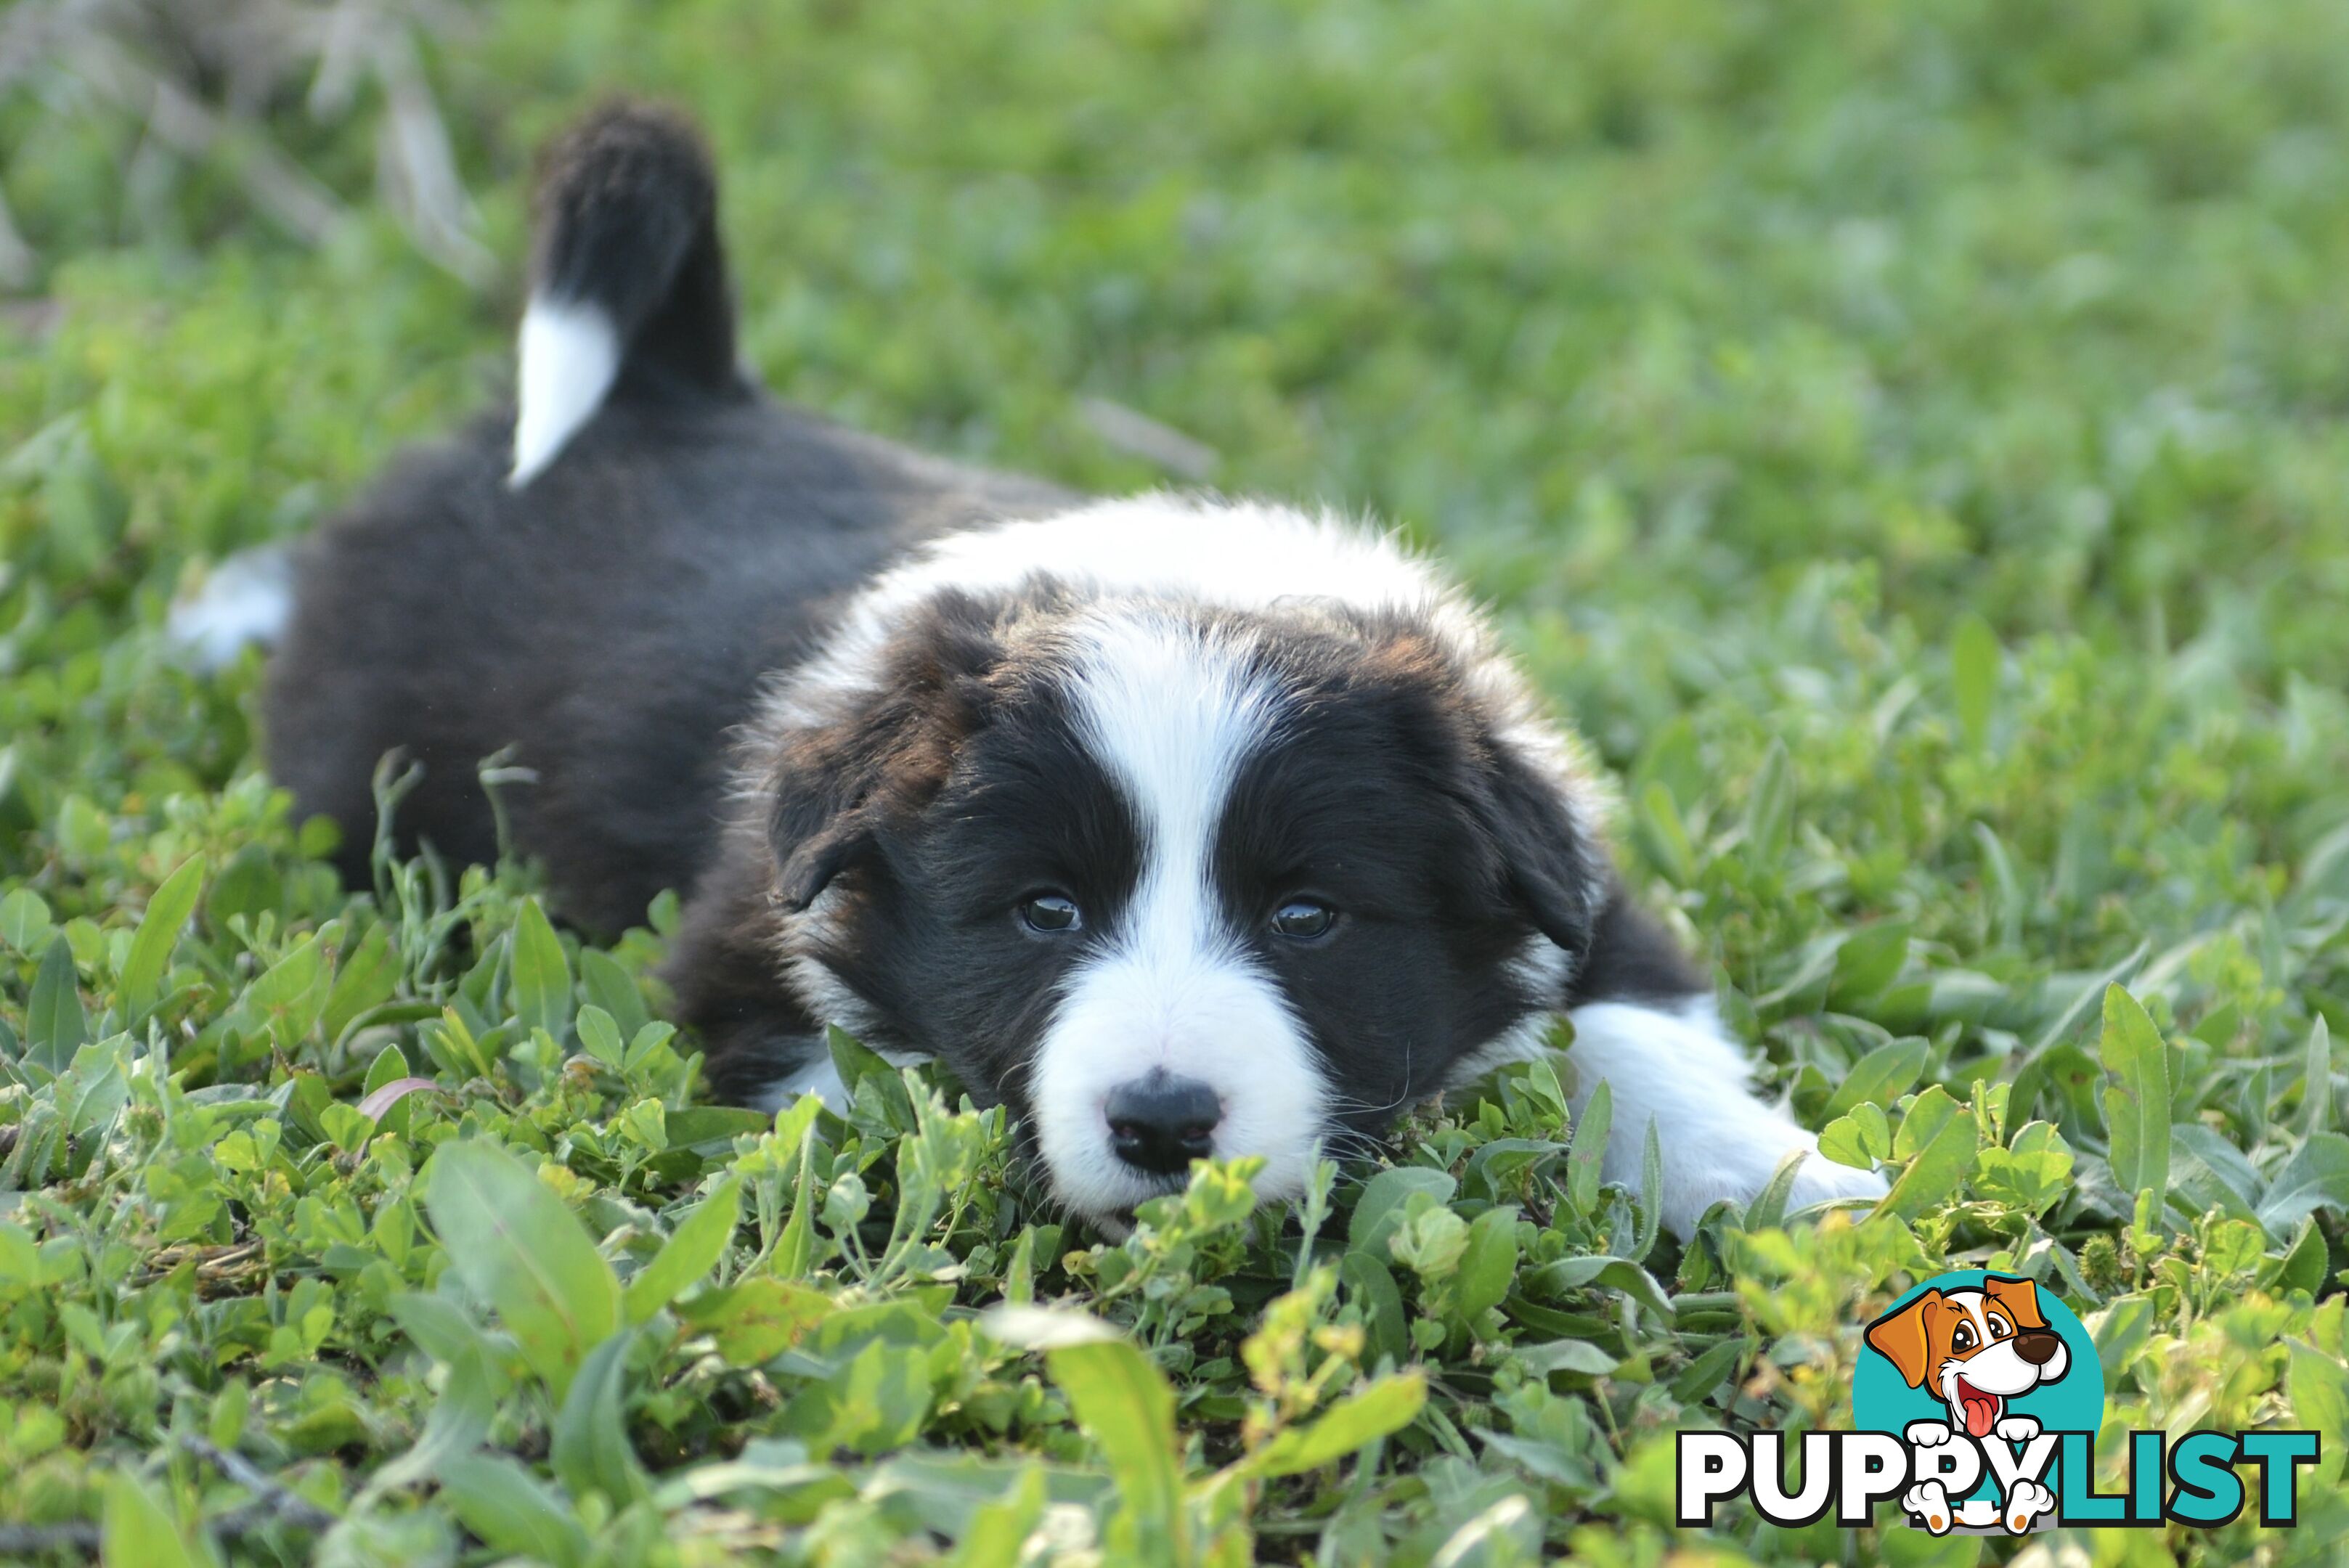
[1481,740,1603,960]
[764,595,1002,911]
[1982,1274,2049,1332]
[1865,1291,1942,1389]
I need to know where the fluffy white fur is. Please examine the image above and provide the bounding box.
[510,296,620,487]
[1562,997,1886,1236]
[166,544,294,670]
[746,1054,848,1116]
[1026,610,1325,1214]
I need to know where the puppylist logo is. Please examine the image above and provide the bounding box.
[1677,1271,2321,1535]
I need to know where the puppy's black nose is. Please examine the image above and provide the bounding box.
[1105,1072,1221,1175]
[2014,1329,2063,1365]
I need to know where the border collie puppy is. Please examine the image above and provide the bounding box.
[245,103,1884,1236]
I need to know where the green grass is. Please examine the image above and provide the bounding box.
[4,2,2349,1563]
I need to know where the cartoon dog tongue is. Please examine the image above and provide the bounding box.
[1957,1379,2000,1437]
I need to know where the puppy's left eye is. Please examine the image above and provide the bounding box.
[1270,899,1337,940]
[1019,893,1083,934]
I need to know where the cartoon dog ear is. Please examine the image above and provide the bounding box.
[1865,1290,1942,1389]
[1982,1274,2049,1332]
[763,594,1003,911]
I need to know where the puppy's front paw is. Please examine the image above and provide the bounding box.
[1901,1480,1951,1535]
[1994,1414,2041,1443]
[2002,1478,2055,1533]
[1904,1420,1953,1448]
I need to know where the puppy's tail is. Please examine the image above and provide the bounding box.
[510,101,744,487]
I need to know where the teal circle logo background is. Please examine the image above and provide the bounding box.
[1852,1270,2106,1503]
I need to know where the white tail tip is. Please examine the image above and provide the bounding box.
[510,296,620,487]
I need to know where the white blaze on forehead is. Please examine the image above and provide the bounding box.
[1026,611,1329,1217]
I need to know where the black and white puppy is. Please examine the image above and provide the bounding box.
[235,104,1884,1236]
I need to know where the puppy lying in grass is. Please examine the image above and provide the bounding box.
[203,102,1886,1235]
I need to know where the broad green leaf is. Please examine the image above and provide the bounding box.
[386,1293,512,1393]
[0,1221,39,1284]
[2099,985,2171,1217]
[243,934,330,1046]
[579,947,651,1038]
[2286,1340,2349,1487]
[102,1473,201,1568]
[1341,1252,1408,1365]
[423,1140,618,1400]
[1247,1372,1426,1477]
[436,1453,590,1568]
[1513,1336,1619,1378]
[0,886,54,955]
[509,897,572,1040]
[1972,1119,2074,1215]
[1669,1336,1751,1402]
[2258,1132,2349,1236]
[1348,1167,1456,1255]
[1633,1119,1664,1263]
[1044,1336,1183,1567]
[27,935,89,1073]
[2275,1216,2330,1299]
[1818,1114,1873,1169]
[1520,1255,1675,1320]
[552,1327,651,1507]
[1828,923,1912,1008]
[1741,740,1793,872]
[803,1337,935,1455]
[2168,1122,2263,1226]
[1950,612,1999,751]
[664,1106,773,1150]
[577,1003,625,1069]
[947,1466,1049,1568]
[204,844,281,931]
[1743,1148,1808,1231]
[1567,1079,1610,1214]
[1634,780,1695,886]
[1822,1036,1929,1122]
[362,1042,409,1096]
[1880,1085,1976,1220]
[358,1343,498,1503]
[322,920,399,1040]
[1455,1206,1520,1320]
[2093,1294,2155,1383]
[120,855,204,1018]
[624,1176,742,1321]
[678,1276,833,1364]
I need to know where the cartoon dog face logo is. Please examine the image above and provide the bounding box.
[1864,1274,2070,1439]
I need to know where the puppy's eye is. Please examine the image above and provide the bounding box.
[1018,893,1082,934]
[1270,899,1337,940]
[1951,1323,1975,1352]
[1989,1318,2011,1339]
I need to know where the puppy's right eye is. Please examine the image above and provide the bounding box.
[1019,893,1083,934]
